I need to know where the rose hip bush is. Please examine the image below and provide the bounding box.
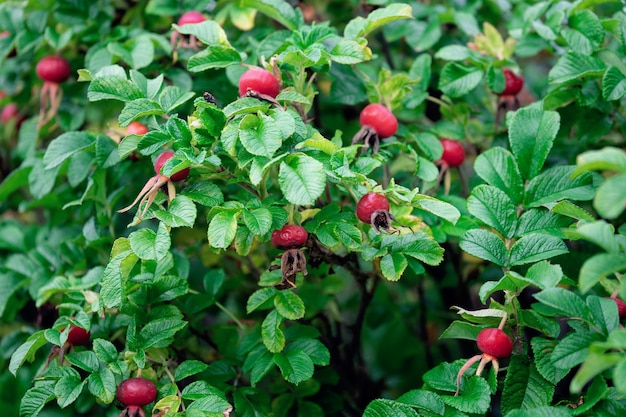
[1,1,625,417]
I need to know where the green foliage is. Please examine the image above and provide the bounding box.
[1,0,625,417]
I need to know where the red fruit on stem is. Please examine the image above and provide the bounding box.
[359,103,398,139]
[1,103,19,123]
[476,328,513,358]
[500,68,524,96]
[271,225,308,250]
[67,326,91,346]
[439,139,465,167]
[154,150,189,182]
[356,192,390,224]
[238,68,280,98]
[116,377,157,407]
[609,297,626,319]
[36,56,72,84]
[127,121,149,136]
[178,11,206,25]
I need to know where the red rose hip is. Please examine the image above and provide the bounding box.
[177,11,206,25]
[126,121,149,136]
[117,377,157,407]
[154,151,189,182]
[1,103,19,123]
[476,328,513,358]
[439,139,465,167]
[609,297,626,319]
[238,68,280,98]
[359,103,398,138]
[67,326,91,346]
[356,192,390,224]
[36,56,72,84]
[271,225,308,250]
[500,68,524,96]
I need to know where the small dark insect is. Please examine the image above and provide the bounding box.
[203,91,219,106]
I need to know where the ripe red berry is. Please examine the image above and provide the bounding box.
[154,151,190,182]
[36,56,72,84]
[500,68,524,96]
[238,68,280,98]
[126,121,148,136]
[608,297,626,319]
[359,103,398,139]
[439,139,465,167]
[271,225,308,250]
[356,192,390,224]
[116,377,157,407]
[1,102,19,123]
[177,11,206,25]
[66,326,91,346]
[476,328,513,358]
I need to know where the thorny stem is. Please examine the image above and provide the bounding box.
[215,301,245,330]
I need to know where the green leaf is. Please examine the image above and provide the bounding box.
[571,352,622,394]
[602,66,626,101]
[288,339,330,366]
[139,317,187,349]
[262,310,285,353]
[208,210,239,249]
[243,207,272,236]
[344,3,412,39]
[509,107,559,180]
[568,220,619,253]
[548,52,605,84]
[274,290,305,320]
[438,62,483,98]
[383,232,444,266]
[467,185,517,238]
[474,147,524,205]
[65,351,99,373]
[118,98,164,127]
[412,195,461,224]
[501,355,554,415]
[442,376,491,414]
[278,154,326,206]
[533,287,591,321]
[43,132,95,169]
[509,234,568,266]
[574,146,626,175]
[86,368,117,404]
[552,330,604,370]
[129,222,171,261]
[524,166,595,207]
[19,384,55,417]
[0,272,25,317]
[175,360,209,381]
[380,253,408,281]
[273,349,315,384]
[579,253,626,294]
[87,73,144,102]
[92,339,118,363]
[363,399,420,417]
[506,406,571,417]
[562,10,604,55]
[95,135,120,168]
[594,173,626,219]
[54,376,84,409]
[173,20,230,45]
[9,331,47,375]
[239,113,282,157]
[550,200,594,221]
[396,389,445,415]
[531,338,570,385]
[181,182,224,207]
[516,209,572,237]
[247,288,278,313]
[459,229,508,267]
[187,45,243,71]
[239,0,302,30]
[154,195,197,228]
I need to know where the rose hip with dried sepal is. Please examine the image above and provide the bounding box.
[36,55,72,128]
[352,103,398,153]
[238,68,281,99]
[116,377,157,417]
[270,224,309,288]
[118,150,190,225]
[455,315,513,396]
[356,192,399,234]
[170,11,206,59]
